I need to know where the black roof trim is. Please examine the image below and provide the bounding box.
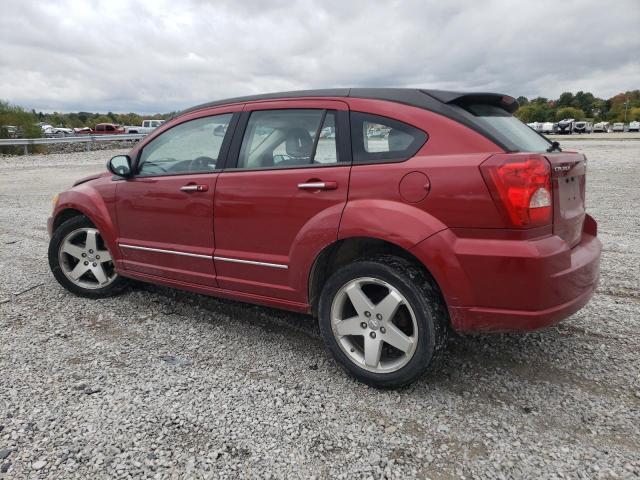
[173,88,522,152]
[177,89,351,117]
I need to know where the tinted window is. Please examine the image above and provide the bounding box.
[462,104,551,152]
[138,114,232,176]
[350,112,427,163]
[237,109,339,169]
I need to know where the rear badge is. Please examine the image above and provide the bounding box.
[554,165,572,172]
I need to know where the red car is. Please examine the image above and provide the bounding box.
[91,123,125,134]
[47,89,601,387]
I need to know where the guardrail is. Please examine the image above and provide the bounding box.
[0,133,147,154]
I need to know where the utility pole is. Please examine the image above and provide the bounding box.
[624,99,629,123]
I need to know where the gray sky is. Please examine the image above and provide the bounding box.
[1,0,638,113]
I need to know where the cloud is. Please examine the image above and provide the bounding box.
[0,0,638,113]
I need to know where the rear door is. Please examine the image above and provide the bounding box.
[213,100,351,301]
[115,107,240,286]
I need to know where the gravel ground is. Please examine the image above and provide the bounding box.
[0,143,638,479]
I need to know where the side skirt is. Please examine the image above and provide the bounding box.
[119,270,311,314]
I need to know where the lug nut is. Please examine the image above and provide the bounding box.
[380,327,386,334]
[95,255,100,260]
[350,347,355,352]
[376,313,383,320]
[364,311,371,318]
[89,249,94,253]
[369,332,376,339]
[83,261,89,265]
[360,322,367,329]
[92,263,97,267]
[82,253,87,257]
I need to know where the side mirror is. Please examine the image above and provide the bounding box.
[107,155,132,177]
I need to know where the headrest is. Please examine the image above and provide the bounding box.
[285,128,313,158]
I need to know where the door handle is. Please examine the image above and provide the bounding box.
[180,184,208,192]
[297,181,338,190]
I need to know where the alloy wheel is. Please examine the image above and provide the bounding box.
[330,277,419,373]
[58,227,117,289]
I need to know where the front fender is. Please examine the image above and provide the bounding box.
[338,199,447,249]
[52,181,119,260]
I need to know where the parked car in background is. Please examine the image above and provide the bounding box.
[526,122,543,132]
[541,122,556,134]
[0,125,21,138]
[41,124,74,137]
[573,121,592,134]
[73,127,92,135]
[593,122,610,133]
[612,123,625,132]
[124,119,165,134]
[556,119,575,134]
[93,123,125,134]
[47,88,602,388]
[628,121,640,132]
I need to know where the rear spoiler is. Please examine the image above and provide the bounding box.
[421,90,519,114]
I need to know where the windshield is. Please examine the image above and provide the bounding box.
[462,103,552,152]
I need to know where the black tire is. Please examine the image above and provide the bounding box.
[318,255,448,388]
[48,215,128,298]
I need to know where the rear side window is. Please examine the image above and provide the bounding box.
[237,109,339,169]
[461,104,551,152]
[350,112,427,163]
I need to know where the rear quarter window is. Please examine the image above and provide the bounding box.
[350,112,427,163]
[460,103,552,153]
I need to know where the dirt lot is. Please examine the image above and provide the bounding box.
[0,141,639,479]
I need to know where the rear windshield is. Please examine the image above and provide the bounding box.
[462,103,552,152]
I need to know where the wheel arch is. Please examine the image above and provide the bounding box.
[52,207,86,232]
[52,191,119,260]
[307,236,446,318]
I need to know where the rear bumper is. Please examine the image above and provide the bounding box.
[410,216,601,333]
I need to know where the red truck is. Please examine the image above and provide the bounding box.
[76,123,125,134]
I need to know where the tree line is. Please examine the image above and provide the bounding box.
[2,89,640,141]
[514,90,640,123]
[0,100,173,138]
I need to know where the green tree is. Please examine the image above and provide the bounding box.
[557,92,576,108]
[555,107,585,121]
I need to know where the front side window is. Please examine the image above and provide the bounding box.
[351,112,427,163]
[237,109,339,169]
[138,114,232,176]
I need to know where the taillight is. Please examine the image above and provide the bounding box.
[480,154,552,227]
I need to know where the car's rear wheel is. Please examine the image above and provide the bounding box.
[318,255,448,388]
[48,216,128,298]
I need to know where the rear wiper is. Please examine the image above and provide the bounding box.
[546,141,562,153]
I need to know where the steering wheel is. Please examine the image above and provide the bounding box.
[189,156,215,171]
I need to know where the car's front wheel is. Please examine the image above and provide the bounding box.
[48,216,128,298]
[318,255,448,388]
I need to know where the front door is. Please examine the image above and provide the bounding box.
[214,101,351,301]
[115,111,237,286]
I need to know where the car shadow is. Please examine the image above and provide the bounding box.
[130,282,586,393]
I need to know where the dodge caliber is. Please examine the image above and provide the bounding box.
[48,89,602,387]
